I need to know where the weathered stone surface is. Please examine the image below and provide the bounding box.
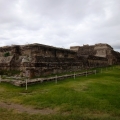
[70,43,120,65]
[0,43,119,78]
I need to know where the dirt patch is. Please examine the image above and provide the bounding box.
[84,110,110,118]
[0,101,55,115]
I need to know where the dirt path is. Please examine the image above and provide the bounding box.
[0,101,55,115]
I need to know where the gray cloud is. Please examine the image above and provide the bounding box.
[0,0,120,51]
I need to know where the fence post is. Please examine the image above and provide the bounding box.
[86,71,87,77]
[26,78,28,90]
[41,79,43,83]
[0,75,1,83]
[95,70,96,75]
[74,72,75,79]
[56,75,57,84]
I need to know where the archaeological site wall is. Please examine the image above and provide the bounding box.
[0,43,119,78]
[0,44,83,77]
[70,43,120,66]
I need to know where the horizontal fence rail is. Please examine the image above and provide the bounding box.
[0,70,96,87]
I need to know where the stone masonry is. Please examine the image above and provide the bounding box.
[0,43,119,78]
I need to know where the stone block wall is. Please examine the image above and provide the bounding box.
[0,43,119,78]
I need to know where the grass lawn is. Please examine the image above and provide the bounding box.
[0,66,120,120]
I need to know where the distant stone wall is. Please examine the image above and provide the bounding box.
[70,44,95,56]
[94,43,113,58]
[70,46,80,52]
[70,43,120,65]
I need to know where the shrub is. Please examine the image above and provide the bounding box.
[4,52,10,57]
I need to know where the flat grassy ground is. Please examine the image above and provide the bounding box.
[0,66,120,120]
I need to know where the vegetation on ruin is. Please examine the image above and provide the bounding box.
[3,52,10,57]
[0,66,120,120]
[0,70,21,77]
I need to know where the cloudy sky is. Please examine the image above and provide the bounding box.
[0,0,120,51]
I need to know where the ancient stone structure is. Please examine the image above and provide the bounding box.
[0,43,82,77]
[71,44,95,56]
[70,43,120,66]
[94,43,113,57]
[0,43,119,78]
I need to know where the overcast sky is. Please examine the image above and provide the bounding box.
[0,0,120,51]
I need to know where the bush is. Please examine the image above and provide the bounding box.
[4,52,10,57]
[0,70,20,76]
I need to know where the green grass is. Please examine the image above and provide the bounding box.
[0,66,120,120]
